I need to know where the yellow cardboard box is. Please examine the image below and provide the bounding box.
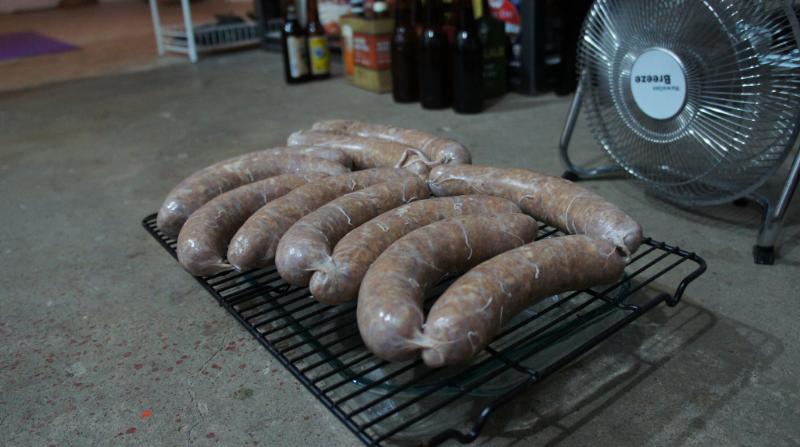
[340,15,394,93]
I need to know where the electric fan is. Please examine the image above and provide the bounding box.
[560,0,800,264]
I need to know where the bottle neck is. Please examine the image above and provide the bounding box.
[424,0,440,28]
[456,0,475,30]
[286,4,298,21]
[395,0,412,26]
[481,0,493,18]
[307,0,320,23]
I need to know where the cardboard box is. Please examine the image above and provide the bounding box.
[340,15,394,93]
[352,66,392,93]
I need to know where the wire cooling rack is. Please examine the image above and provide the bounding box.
[143,213,706,445]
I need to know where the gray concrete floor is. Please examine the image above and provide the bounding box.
[1,51,799,446]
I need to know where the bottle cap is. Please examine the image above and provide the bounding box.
[373,1,387,13]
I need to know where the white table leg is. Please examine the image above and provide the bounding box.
[180,0,198,63]
[148,0,165,56]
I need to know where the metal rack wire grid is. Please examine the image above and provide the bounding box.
[142,213,706,446]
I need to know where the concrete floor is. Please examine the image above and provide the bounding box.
[1,50,799,446]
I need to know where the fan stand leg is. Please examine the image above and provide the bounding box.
[752,194,777,265]
[559,81,623,181]
[752,146,800,265]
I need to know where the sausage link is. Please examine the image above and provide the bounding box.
[312,119,472,165]
[274,146,351,167]
[310,195,521,304]
[176,173,326,277]
[357,214,538,362]
[427,165,643,255]
[276,177,431,287]
[156,148,350,238]
[287,130,430,176]
[421,235,627,367]
[227,168,418,271]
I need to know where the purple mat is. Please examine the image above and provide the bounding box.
[0,31,77,62]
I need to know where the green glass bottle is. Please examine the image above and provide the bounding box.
[478,0,507,99]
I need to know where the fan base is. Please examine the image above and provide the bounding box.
[753,245,776,265]
[733,198,749,207]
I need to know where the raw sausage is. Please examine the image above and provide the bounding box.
[157,148,350,238]
[176,173,326,277]
[158,147,349,238]
[421,235,627,368]
[310,195,521,304]
[312,119,472,165]
[357,214,538,362]
[275,176,430,287]
[287,130,430,176]
[227,168,418,271]
[427,165,643,255]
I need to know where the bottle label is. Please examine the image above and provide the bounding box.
[484,46,505,59]
[342,25,355,76]
[287,36,309,78]
[354,34,392,70]
[309,36,330,75]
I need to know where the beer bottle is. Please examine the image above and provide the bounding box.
[452,0,482,113]
[373,1,389,19]
[281,1,310,84]
[391,0,419,103]
[413,0,424,37]
[350,0,365,16]
[307,0,331,79]
[478,0,507,98]
[418,0,451,109]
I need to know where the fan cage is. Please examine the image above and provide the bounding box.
[579,0,800,205]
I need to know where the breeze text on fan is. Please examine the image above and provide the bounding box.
[634,74,671,85]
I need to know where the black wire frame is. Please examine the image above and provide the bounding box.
[142,213,706,446]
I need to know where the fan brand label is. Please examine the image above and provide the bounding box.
[635,74,671,85]
[630,49,687,120]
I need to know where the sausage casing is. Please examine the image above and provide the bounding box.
[176,173,326,277]
[357,214,538,362]
[311,119,472,165]
[310,195,521,304]
[157,148,349,238]
[421,235,627,367]
[287,130,429,176]
[227,168,418,271]
[428,165,643,255]
[275,176,431,287]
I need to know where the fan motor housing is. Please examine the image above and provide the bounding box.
[630,48,688,121]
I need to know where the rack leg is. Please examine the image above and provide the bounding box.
[559,79,623,181]
[180,0,198,63]
[753,147,800,264]
[148,0,165,56]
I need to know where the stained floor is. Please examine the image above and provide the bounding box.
[0,0,252,92]
[0,50,798,446]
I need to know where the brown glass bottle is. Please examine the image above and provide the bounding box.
[306,0,331,79]
[413,0,424,37]
[373,1,389,19]
[452,0,482,113]
[391,0,419,103]
[418,0,451,109]
[479,0,507,98]
[281,1,310,84]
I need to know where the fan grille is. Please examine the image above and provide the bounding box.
[580,0,800,205]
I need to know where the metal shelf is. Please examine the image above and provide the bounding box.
[148,0,269,62]
[142,213,706,445]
